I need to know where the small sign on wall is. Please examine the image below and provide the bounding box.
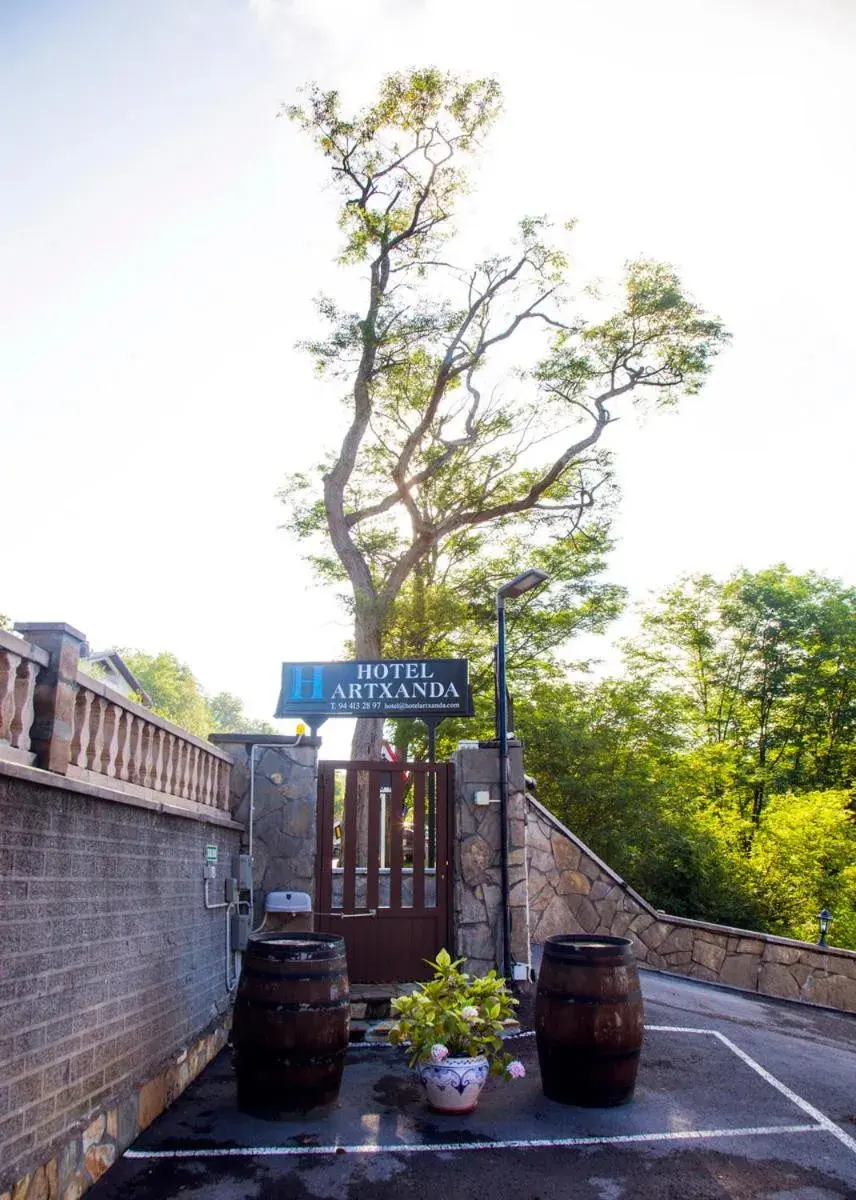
[205,845,218,865]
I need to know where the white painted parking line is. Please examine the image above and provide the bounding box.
[646,1024,856,1159]
[125,1124,821,1160]
[124,1025,856,1162]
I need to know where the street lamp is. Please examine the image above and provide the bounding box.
[818,908,832,947]
[496,569,549,980]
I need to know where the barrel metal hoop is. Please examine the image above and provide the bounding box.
[235,996,350,1012]
[240,965,348,982]
[536,988,643,1006]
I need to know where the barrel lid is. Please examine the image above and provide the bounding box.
[248,931,345,960]
[265,889,312,913]
[543,934,634,960]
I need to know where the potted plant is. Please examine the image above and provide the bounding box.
[389,949,526,1113]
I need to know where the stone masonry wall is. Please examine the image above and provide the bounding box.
[210,734,319,921]
[453,744,529,973]
[0,765,242,1195]
[526,794,856,1014]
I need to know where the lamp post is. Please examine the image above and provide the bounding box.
[818,908,832,947]
[496,568,549,980]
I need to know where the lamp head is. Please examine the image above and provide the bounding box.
[497,569,549,600]
[819,907,832,933]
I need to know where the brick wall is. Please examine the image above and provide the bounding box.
[0,767,242,1193]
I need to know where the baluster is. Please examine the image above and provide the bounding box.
[171,737,183,796]
[70,688,94,769]
[11,658,39,751]
[152,728,166,792]
[158,734,171,792]
[99,703,120,776]
[126,714,143,786]
[0,649,21,742]
[205,755,215,807]
[198,753,209,805]
[218,760,230,810]
[188,745,200,803]
[87,695,106,773]
[113,709,130,781]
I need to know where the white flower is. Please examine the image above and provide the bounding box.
[461,1005,479,1023]
[430,1044,449,1063]
[507,1060,526,1079]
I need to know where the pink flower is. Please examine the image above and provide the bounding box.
[430,1044,449,1063]
[507,1060,526,1079]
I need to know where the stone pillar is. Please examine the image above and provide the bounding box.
[13,622,87,775]
[452,741,529,976]
[209,733,320,920]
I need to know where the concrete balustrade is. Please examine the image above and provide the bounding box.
[0,622,231,814]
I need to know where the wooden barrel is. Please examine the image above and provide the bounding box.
[233,932,350,1116]
[535,934,644,1107]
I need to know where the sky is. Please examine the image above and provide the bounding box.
[2,0,855,758]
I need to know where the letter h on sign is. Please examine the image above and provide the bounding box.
[289,665,324,702]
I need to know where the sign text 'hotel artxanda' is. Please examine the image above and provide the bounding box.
[275,659,470,719]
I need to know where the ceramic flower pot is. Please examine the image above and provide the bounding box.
[417,1055,489,1113]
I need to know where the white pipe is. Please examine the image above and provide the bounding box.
[204,877,229,910]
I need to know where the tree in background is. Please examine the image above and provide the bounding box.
[383,522,625,758]
[626,567,856,823]
[121,650,275,738]
[281,68,729,762]
[520,566,856,949]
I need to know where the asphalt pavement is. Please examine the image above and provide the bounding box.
[89,970,856,1199]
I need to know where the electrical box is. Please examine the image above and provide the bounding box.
[230,912,250,951]
[225,878,238,904]
[474,789,492,806]
[232,854,253,891]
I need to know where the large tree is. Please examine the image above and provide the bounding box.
[283,68,729,760]
[626,566,856,823]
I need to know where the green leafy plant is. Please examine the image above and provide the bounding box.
[389,950,520,1076]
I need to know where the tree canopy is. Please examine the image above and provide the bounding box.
[281,67,729,759]
[118,650,274,738]
[518,566,856,950]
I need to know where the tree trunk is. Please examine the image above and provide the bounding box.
[350,610,384,864]
[350,609,385,762]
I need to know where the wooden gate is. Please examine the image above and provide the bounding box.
[316,761,453,982]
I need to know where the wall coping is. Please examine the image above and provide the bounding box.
[209,733,322,748]
[527,792,658,916]
[0,757,244,831]
[526,792,856,964]
[0,626,50,666]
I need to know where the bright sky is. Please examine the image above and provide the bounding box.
[2,0,854,757]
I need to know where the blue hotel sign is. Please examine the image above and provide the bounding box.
[276,659,470,719]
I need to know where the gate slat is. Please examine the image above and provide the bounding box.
[366,769,381,912]
[412,769,426,910]
[342,767,359,912]
[389,770,404,911]
[316,765,334,917]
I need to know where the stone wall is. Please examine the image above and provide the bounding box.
[526,793,856,1014]
[452,743,529,974]
[210,734,319,922]
[0,762,243,1196]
